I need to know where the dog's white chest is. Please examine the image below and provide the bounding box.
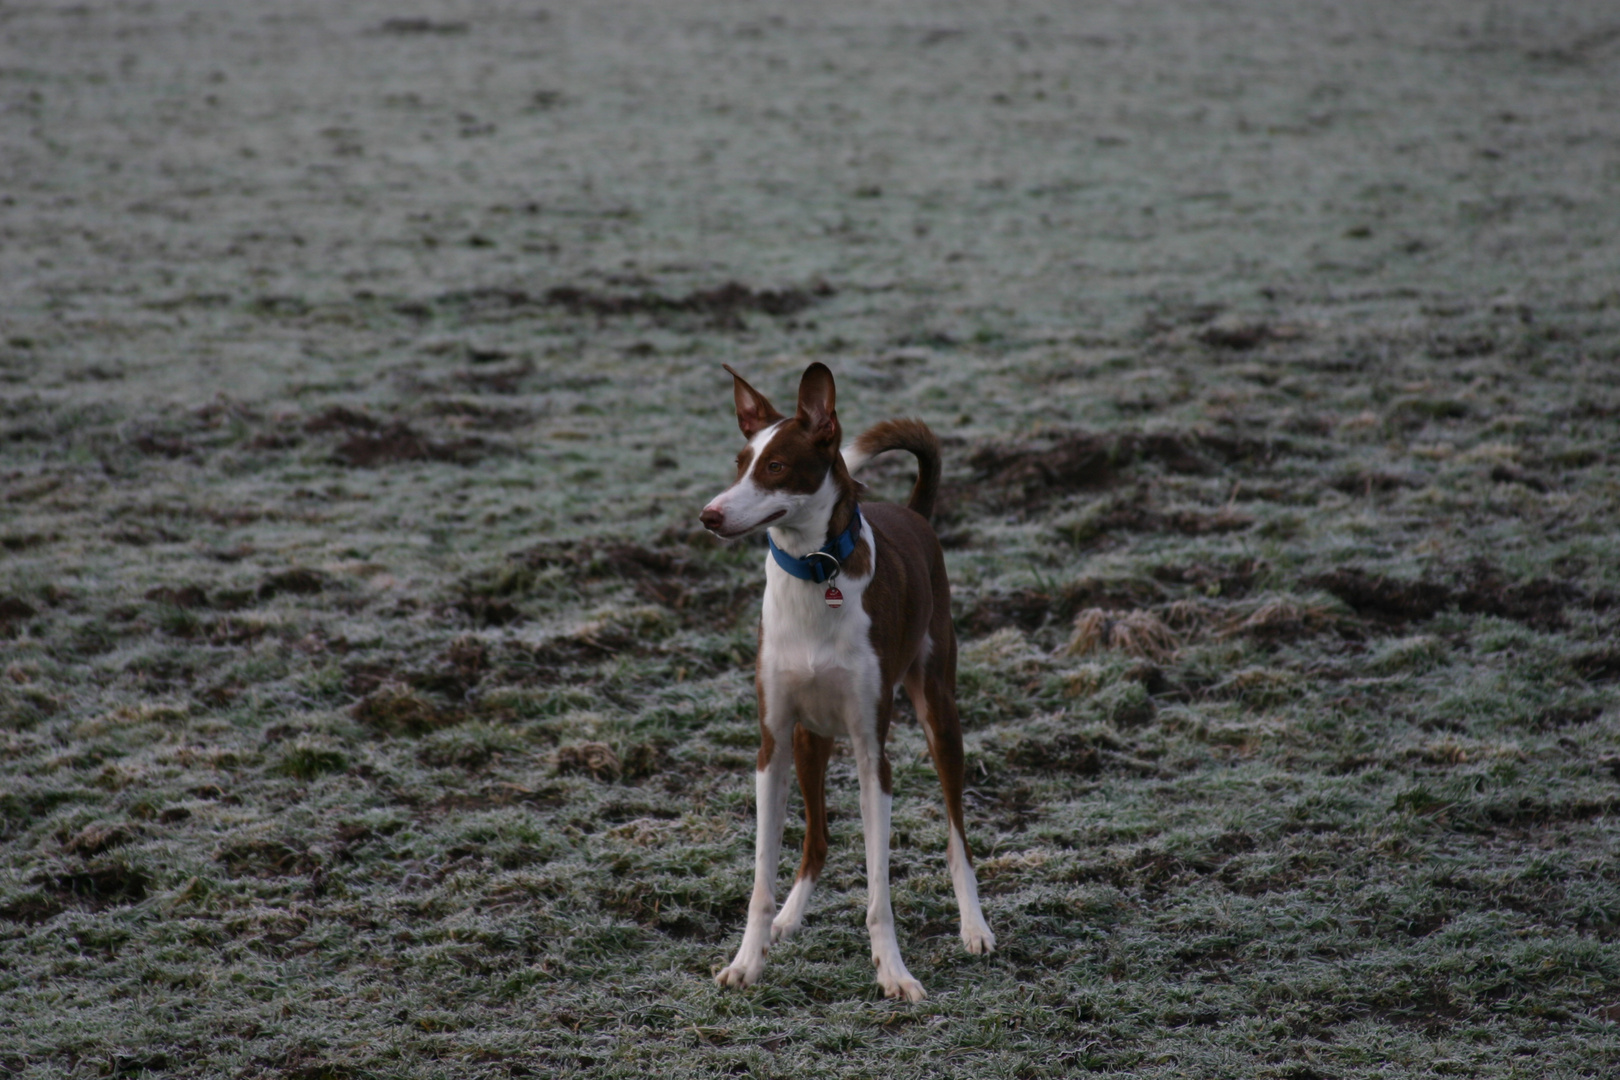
[756,528,881,739]
[761,576,871,667]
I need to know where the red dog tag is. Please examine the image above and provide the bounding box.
[824,585,843,609]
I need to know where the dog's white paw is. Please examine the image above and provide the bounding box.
[715,953,766,989]
[961,921,997,955]
[773,878,814,943]
[874,957,927,1002]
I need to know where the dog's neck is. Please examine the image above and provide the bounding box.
[766,459,860,559]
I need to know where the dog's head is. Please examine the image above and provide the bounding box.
[698,363,843,540]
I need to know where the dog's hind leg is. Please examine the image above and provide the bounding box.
[906,642,996,956]
[774,726,833,943]
[849,692,926,1002]
[717,724,793,988]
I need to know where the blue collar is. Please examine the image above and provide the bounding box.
[767,504,862,584]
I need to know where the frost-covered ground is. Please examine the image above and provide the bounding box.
[3,2,1619,1077]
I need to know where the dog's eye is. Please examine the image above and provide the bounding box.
[768,461,784,474]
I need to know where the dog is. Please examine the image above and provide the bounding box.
[698,361,994,1002]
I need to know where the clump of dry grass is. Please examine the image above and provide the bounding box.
[1221,595,1340,640]
[1064,608,1178,661]
[1209,666,1301,705]
[555,741,622,781]
[351,682,455,736]
[1159,598,1229,647]
[1162,598,1214,631]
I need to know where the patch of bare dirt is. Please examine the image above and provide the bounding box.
[959,588,1063,636]
[964,776,1041,831]
[420,398,537,430]
[130,433,200,459]
[1305,569,1450,623]
[0,595,37,637]
[331,421,491,467]
[542,280,833,330]
[402,636,490,700]
[351,683,461,736]
[1151,559,1263,599]
[35,862,149,907]
[302,406,381,434]
[959,576,1166,635]
[62,823,135,858]
[258,568,329,600]
[1451,562,1604,628]
[447,595,526,627]
[1308,563,1606,630]
[375,17,468,35]
[1533,704,1603,731]
[635,579,757,627]
[524,624,640,670]
[453,360,534,395]
[1573,648,1620,682]
[215,840,317,878]
[418,280,833,332]
[300,401,497,465]
[144,585,210,609]
[1004,733,1103,775]
[1197,322,1275,350]
[461,538,755,629]
[1330,469,1422,496]
[0,893,62,924]
[944,428,1292,513]
[424,782,566,815]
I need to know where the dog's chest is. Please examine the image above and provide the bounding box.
[760,568,874,670]
[757,558,881,736]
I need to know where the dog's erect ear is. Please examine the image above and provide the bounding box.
[795,362,839,446]
[723,364,784,439]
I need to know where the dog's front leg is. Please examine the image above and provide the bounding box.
[716,726,793,989]
[849,720,926,1002]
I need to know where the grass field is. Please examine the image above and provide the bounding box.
[3,2,1620,1077]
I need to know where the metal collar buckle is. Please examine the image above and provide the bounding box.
[803,551,842,582]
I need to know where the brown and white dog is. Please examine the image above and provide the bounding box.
[698,362,993,1002]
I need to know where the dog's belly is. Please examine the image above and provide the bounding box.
[780,667,868,744]
[766,660,876,739]
[759,626,882,740]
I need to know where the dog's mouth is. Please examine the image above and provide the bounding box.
[716,509,786,539]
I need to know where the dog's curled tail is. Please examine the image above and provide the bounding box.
[844,418,942,521]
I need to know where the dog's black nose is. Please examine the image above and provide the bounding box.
[699,506,725,532]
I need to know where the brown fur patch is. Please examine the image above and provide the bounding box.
[858,501,975,855]
[752,418,836,496]
[859,502,951,798]
[851,419,941,520]
[724,364,784,438]
[794,362,841,447]
[860,503,939,691]
[840,533,872,580]
[793,727,834,881]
